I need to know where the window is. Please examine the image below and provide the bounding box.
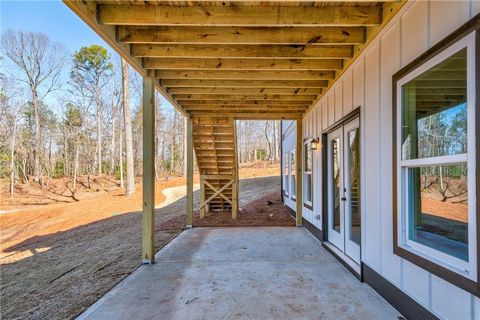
[284,153,289,196]
[393,27,478,295]
[290,149,296,200]
[304,140,313,209]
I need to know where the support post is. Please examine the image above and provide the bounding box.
[232,180,238,219]
[296,117,303,227]
[200,177,206,218]
[142,77,155,264]
[186,117,193,228]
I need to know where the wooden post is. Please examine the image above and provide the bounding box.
[296,117,303,227]
[200,177,206,218]
[142,77,155,264]
[186,117,193,227]
[232,181,238,219]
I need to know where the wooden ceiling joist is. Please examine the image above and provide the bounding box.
[160,79,329,88]
[179,100,311,106]
[144,58,343,71]
[118,26,366,45]
[132,44,353,59]
[166,87,323,96]
[173,94,318,101]
[97,5,382,27]
[65,0,407,120]
[154,70,336,81]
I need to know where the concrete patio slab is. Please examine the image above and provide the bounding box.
[78,227,401,320]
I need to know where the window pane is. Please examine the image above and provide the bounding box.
[306,173,312,203]
[348,128,361,245]
[332,138,341,233]
[401,48,467,160]
[407,163,468,261]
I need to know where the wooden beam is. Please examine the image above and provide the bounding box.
[142,77,155,264]
[296,118,303,227]
[179,100,310,106]
[118,26,365,45]
[133,44,353,59]
[161,79,329,88]
[167,87,323,95]
[185,117,193,227]
[190,112,300,119]
[174,94,318,101]
[144,58,343,71]
[98,5,382,27]
[154,70,336,81]
[186,108,307,113]
[200,178,206,218]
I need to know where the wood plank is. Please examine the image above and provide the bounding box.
[132,44,353,59]
[98,5,382,27]
[161,79,329,88]
[179,100,310,106]
[200,179,206,218]
[190,113,300,119]
[167,87,323,95]
[174,94,318,101]
[186,106,308,112]
[185,117,193,227]
[142,77,155,263]
[155,70,335,80]
[118,26,366,44]
[144,58,343,71]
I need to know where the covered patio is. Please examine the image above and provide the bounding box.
[78,227,400,319]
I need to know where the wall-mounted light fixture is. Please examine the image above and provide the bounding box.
[310,137,321,151]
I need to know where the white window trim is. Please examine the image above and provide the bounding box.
[395,32,477,281]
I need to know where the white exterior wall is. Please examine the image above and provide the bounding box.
[282,1,480,319]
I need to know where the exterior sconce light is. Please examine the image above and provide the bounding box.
[310,137,321,151]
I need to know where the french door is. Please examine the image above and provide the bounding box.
[327,117,361,264]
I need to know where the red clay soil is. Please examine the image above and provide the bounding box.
[193,191,295,227]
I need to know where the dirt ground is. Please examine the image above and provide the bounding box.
[0,163,282,320]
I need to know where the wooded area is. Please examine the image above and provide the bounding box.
[0,29,280,199]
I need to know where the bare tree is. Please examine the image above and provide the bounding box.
[1,30,65,184]
[121,58,135,196]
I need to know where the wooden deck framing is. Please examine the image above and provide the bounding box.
[63,0,407,259]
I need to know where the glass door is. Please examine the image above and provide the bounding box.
[327,117,361,264]
[344,118,361,263]
[327,127,344,250]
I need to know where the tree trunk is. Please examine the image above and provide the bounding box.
[96,89,102,176]
[119,115,124,189]
[73,142,79,191]
[32,89,41,184]
[110,110,116,175]
[10,116,17,196]
[122,59,135,196]
[264,121,272,161]
[170,112,178,175]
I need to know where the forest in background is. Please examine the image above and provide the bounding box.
[0,30,280,198]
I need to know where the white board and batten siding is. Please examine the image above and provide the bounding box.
[281,1,480,319]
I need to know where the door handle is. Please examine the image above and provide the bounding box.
[341,197,347,202]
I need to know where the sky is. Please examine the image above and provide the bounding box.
[0,0,174,111]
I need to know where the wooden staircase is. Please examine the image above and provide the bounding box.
[192,117,239,218]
